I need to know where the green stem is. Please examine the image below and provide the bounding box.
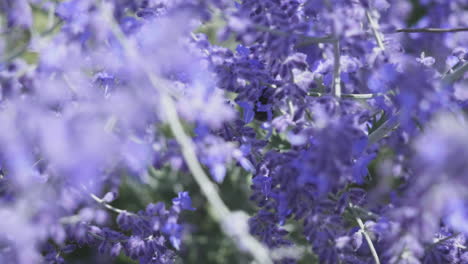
[61,193,132,224]
[308,92,381,99]
[396,27,468,33]
[107,10,273,264]
[332,40,341,98]
[427,233,462,251]
[349,203,381,264]
[365,10,385,50]
[441,61,468,85]
[161,94,272,264]
[253,24,336,46]
[161,95,231,218]
[90,193,129,215]
[40,20,63,37]
[367,114,400,146]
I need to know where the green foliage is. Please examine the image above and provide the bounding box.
[105,163,255,263]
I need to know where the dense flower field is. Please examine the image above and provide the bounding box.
[0,0,467,263]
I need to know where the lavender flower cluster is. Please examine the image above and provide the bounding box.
[0,0,467,263]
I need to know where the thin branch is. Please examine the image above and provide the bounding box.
[60,193,132,224]
[105,6,273,263]
[441,61,468,85]
[396,27,468,33]
[427,233,462,251]
[332,40,341,98]
[161,94,272,264]
[40,20,63,37]
[349,203,381,264]
[253,24,336,46]
[270,246,307,261]
[367,113,400,147]
[90,193,129,215]
[356,217,381,264]
[365,10,385,50]
[59,214,83,225]
[255,24,467,50]
[308,92,382,99]
[296,35,337,47]
[160,95,230,218]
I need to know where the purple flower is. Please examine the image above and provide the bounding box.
[172,192,196,211]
